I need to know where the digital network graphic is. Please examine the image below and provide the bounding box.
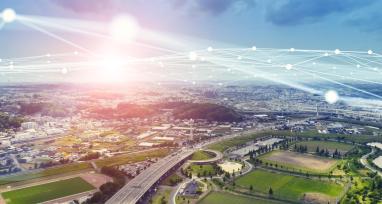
[1,8,382,112]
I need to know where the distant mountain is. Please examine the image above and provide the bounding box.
[88,102,242,122]
[170,103,242,122]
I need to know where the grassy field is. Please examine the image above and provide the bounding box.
[295,140,354,154]
[0,162,91,185]
[190,150,215,161]
[187,164,216,177]
[236,169,343,201]
[1,177,94,204]
[259,150,339,173]
[198,192,285,204]
[95,148,170,167]
[151,188,171,204]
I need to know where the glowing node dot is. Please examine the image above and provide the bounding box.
[0,58,2,62]
[2,8,16,23]
[252,46,257,51]
[356,64,360,68]
[285,64,293,70]
[189,52,197,61]
[324,52,329,56]
[290,48,295,52]
[334,49,341,55]
[207,47,213,52]
[73,51,79,55]
[267,59,272,63]
[61,68,68,75]
[368,50,373,55]
[237,56,242,60]
[324,90,339,104]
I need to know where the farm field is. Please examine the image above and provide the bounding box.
[235,169,343,202]
[190,150,215,161]
[0,162,91,186]
[259,150,338,173]
[295,140,354,154]
[198,192,286,204]
[1,177,94,204]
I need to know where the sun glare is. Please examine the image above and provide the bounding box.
[96,55,125,83]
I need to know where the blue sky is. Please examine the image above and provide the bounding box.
[0,0,382,57]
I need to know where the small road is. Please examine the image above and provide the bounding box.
[170,178,190,204]
[360,148,382,177]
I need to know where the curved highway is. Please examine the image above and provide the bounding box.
[360,148,382,177]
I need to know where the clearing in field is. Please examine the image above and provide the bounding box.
[295,140,354,154]
[235,169,343,202]
[218,161,242,173]
[1,177,95,204]
[198,191,285,204]
[260,150,337,172]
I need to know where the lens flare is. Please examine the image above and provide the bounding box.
[325,90,339,104]
[2,8,16,23]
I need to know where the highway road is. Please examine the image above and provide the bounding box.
[105,149,194,204]
[106,119,307,204]
[105,129,265,204]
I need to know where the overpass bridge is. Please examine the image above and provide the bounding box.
[105,149,194,204]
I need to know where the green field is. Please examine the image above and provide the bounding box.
[190,150,215,160]
[2,177,95,204]
[187,164,216,177]
[295,140,354,153]
[236,170,343,201]
[198,192,285,204]
[0,162,91,185]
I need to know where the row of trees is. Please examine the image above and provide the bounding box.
[293,144,308,153]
